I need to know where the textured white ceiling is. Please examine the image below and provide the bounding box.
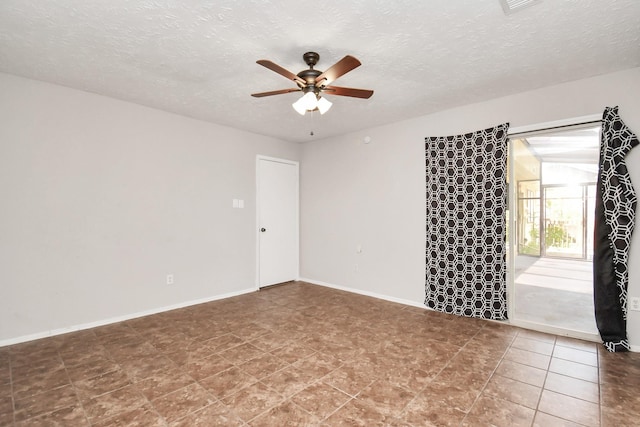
[1,0,639,143]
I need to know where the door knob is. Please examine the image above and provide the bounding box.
[260,228,266,232]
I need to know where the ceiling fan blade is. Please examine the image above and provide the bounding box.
[315,55,361,86]
[323,86,373,99]
[256,60,306,86]
[251,88,301,98]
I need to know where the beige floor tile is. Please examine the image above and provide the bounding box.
[151,382,215,423]
[12,367,71,400]
[399,391,467,426]
[482,374,542,409]
[511,336,555,355]
[494,359,547,387]
[421,381,481,413]
[239,352,289,380]
[548,357,599,383]
[538,389,600,427]
[323,398,402,426]
[552,346,598,367]
[134,370,195,401]
[463,395,535,427]
[533,411,586,427]
[199,366,257,399]
[544,372,599,403]
[221,381,284,422]
[13,385,78,422]
[271,342,317,364]
[15,404,89,427]
[291,382,351,419]
[322,363,375,396]
[73,369,131,401]
[555,336,598,353]
[355,380,415,417]
[250,399,320,426]
[259,365,317,398]
[92,403,165,427]
[170,402,244,427]
[184,353,234,381]
[65,356,120,382]
[219,342,265,365]
[504,347,551,370]
[83,384,148,423]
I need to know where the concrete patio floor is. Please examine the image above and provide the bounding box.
[512,256,598,334]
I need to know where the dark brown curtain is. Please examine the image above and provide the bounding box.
[425,123,509,320]
[594,107,639,352]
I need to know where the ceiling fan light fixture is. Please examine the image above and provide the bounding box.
[301,91,318,110]
[293,91,325,115]
[317,96,332,114]
[292,97,308,115]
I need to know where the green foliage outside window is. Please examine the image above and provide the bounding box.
[545,222,574,248]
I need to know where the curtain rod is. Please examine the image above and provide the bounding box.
[508,119,602,138]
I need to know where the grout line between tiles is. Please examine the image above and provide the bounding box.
[318,395,355,424]
[458,325,518,425]
[532,347,553,423]
[58,348,93,427]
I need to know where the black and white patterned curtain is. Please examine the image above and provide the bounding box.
[425,123,509,320]
[594,107,639,352]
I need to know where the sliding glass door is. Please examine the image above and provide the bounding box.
[508,125,600,336]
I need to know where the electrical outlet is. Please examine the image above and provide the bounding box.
[630,297,640,311]
[166,274,174,285]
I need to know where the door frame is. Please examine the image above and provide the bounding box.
[255,155,300,290]
[507,115,601,342]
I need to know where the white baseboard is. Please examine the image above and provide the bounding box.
[6,280,637,353]
[298,277,426,310]
[0,287,256,347]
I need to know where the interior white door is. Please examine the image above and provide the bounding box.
[257,157,299,287]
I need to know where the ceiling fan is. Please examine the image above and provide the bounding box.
[251,51,374,115]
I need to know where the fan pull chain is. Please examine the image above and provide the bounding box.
[308,108,316,137]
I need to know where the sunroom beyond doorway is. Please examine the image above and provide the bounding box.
[510,125,600,336]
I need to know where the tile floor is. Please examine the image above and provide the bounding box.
[1,281,639,426]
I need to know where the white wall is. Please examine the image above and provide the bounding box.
[3,68,640,347]
[0,73,299,344]
[300,67,640,347]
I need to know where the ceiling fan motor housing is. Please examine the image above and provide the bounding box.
[297,52,323,89]
[303,52,320,68]
[297,69,322,87]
